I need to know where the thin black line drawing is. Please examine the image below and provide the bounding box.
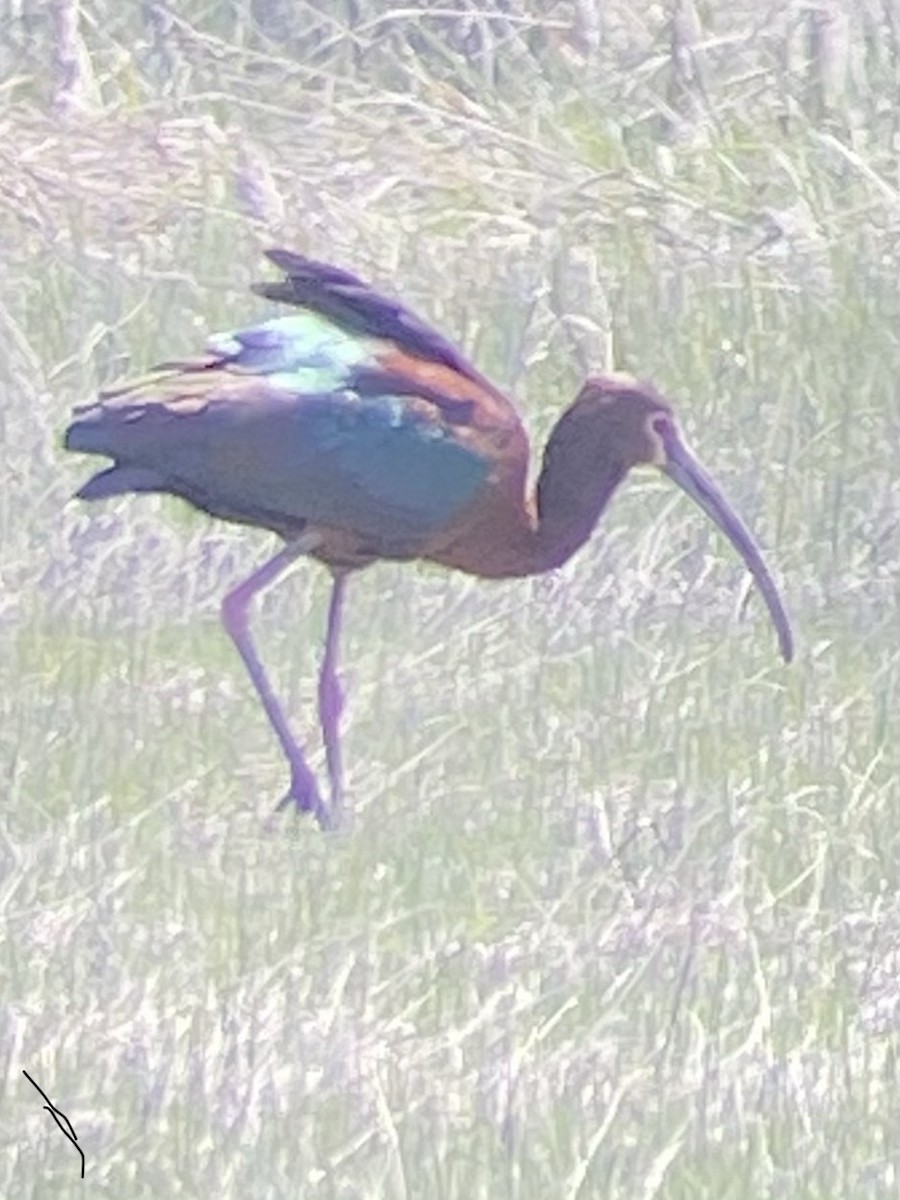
[23,1070,85,1179]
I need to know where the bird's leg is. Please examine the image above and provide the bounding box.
[220,539,332,830]
[319,572,348,825]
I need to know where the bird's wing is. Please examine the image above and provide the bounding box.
[67,254,531,550]
[65,319,519,550]
[251,248,527,453]
[251,249,493,389]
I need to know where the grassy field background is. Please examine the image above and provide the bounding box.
[2,1,899,1195]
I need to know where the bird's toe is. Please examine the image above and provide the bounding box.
[273,762,336,830]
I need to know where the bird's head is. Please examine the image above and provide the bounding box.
[563,373,794,662]
[571,372,680,468]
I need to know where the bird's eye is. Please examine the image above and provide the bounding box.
[645,411,674,465]
[650,412,674,439]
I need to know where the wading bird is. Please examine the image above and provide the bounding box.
[65,250,793,830]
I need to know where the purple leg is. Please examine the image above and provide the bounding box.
[220,540,332,829]
[319,572,348,824]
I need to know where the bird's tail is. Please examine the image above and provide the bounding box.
[71,462,168,501]
[64,372,184,500]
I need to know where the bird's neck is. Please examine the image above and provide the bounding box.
[430,457,626,580]
[424,416,629,580]
[528,455,627,574]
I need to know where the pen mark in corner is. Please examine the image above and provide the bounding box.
[23,1070,85,1179]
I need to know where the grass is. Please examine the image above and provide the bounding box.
[2,2,900,1196]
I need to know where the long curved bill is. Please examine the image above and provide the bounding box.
[661,425,794,663]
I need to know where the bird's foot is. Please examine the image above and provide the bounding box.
[273,758,336,831]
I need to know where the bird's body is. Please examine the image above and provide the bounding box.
[66,250,793,828]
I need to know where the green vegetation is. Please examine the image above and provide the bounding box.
[3,2,899,1196]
